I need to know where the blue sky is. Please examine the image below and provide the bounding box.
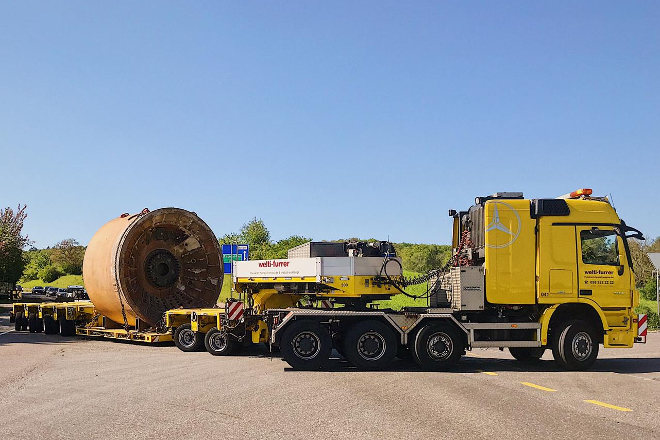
[1,1,658,248]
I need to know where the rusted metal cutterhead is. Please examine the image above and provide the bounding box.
[83,208,223,326]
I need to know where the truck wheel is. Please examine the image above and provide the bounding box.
[60,319,76,337]
[44,315,54,334]
[552,320,599,371]
[21,314,28,331]
[204,327,234,356]
[15,314,23,331]
[36,317,44,333]
[343,320,397,370]
[509,347,545,362]
[413,323,464,371]
[174,324,204,352]
[280,320,331,370]
[9,313,15,324]
[28,313,37,333]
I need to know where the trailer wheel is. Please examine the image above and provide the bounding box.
[21,314,28,331]
[204,328,234,356]
[44,315,55,334]
[343,320,397,370]
[509,347,545,362]
[28,313,37,333]
[60,319,76,337]
[15,314,23,331]
[36,317,44,333]
[413,323,463,371]
[280,320,331,370]
[9,313,15,324]
[552,320,599,371]
[174,324,204,352]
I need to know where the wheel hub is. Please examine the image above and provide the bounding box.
[293,332,320,360]
[358,332,386,361]
[179,329,195,348]
[210,333,228,351]
[427,332,452,360]
[572,331,592,361]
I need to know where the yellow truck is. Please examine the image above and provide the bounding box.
[255,189,645,370]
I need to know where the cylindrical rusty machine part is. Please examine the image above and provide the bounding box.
[83,208,223,326]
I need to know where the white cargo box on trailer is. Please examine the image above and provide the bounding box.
[233,257,402,281]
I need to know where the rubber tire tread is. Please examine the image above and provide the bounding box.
[28,313,37,333]
[552,320,599,371]
[509,347,545,362]
[343,320,397,370]
[413,323,464,371]
[15,314,23,331]
[280,320,332,370]
[44,315,54,334]
[204,327,235,356]
[174,324,204,352]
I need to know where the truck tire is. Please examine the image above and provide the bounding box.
[280,320,331,370]
[36,317,44,333]
[413,323,464,371]
[552,320,599,371]
[15,314,23,331]
[9,313,15,323]
[509,347,545,362]
[204,327,234,356]
[21,314,28,331]
[343,320,397,370]
[28,313,37,333]
[174,324,204,352]
[60,319,76,337]
[44,315,55,334]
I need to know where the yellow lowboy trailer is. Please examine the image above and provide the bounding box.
[10,301,172,343]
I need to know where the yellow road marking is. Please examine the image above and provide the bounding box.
[520,382,557,392]
[476,370,498,376]
[584,400,632,412]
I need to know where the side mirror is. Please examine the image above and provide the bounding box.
[618,265,625,276]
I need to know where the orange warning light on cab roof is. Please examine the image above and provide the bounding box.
[569,188,593,198]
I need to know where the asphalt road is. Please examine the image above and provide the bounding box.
[1,307,658,440]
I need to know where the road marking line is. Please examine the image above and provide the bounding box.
[584,400,632,412]
[476,370,498,376]
[0,330,15,336]
[520,382,556,392]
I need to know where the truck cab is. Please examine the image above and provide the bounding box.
[447,189,644,368]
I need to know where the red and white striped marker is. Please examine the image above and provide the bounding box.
[227,301,244,321]
[320,300,332,309]
[638,314,648,340]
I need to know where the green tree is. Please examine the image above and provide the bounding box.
[629,237,660,287]
[0,205,30,285]
[51,239,85,275]
[640,277,658,302]
[39,265,62,283]
[396,243,451,273]
[269,235,312,259]
[21,249,52,281]
[219,218,274,260]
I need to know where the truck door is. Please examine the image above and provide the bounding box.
[537,222,577,304]
[576,226,632,308]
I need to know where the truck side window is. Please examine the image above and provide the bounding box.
[580,230,618,265]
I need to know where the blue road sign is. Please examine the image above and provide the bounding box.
[222,244,249,274]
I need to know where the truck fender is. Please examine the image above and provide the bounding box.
[539,300,609,346]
